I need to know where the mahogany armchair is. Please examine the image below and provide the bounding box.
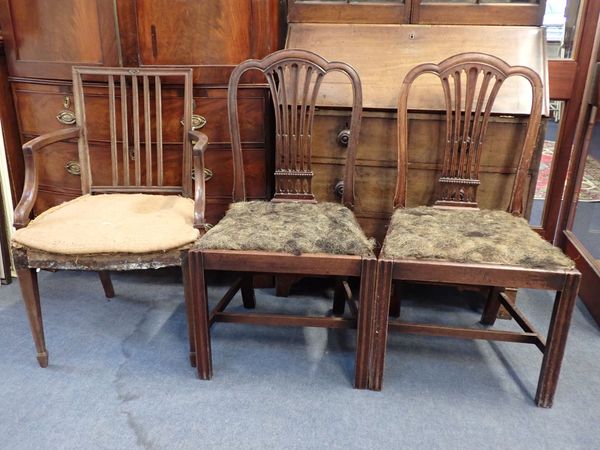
[11,67,209,368]
[188,49,377,388]
[370,53,581,407]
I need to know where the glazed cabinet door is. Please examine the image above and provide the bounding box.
[0,0,120,79]
[133,0,280,83]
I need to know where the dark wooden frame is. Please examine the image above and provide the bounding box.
[287,0,412,24]
[12,66,209,368]
[370,53,581,407]
[189,49,377,388]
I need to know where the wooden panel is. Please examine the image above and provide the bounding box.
[134,0,280,84]
[12,82,121,142]
[288,2,410,24]
[0,0,119,79]
[156,88,267,145]
[286,23,549,115]
[414,3,543,26]
[548,60,576,100]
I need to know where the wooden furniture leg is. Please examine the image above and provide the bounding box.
[191,251,212,380]
[535,274,580,408]
[389,281,402,318]
[368,259,393,391]
[354,257,378,390]
[181,253,196,367]
[332,277,346,317]
[480,286,503,325]
[241,274,256,309]
[16,267,48,367]
[498,287,517,319]
[98,271,115,298]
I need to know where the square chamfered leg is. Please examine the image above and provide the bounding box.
[190,250,212,380]
[535,272,581,408]
[354,257,377,389]
[16,267,48,368]
[368,258,393,391]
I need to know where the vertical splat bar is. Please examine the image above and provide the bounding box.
[451,71,462,177]
[155,76,163,186]
[441,78,454,178]
[120,75,130,186]
[290,63,299,184]
[459,67,478,178]
[468,71,493,178]
[474,78,504,175]
[143,76,152,186]
[299,65,313,174]
[132,75,141,186]
[278,66,290,185]
[108,75,118,186]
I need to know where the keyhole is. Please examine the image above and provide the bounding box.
[409,32,416,40]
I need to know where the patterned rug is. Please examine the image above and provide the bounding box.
[535,140,600,201]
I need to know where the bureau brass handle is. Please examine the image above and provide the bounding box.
[65,160,81,176]
[337,129,350,147]
[57,110,76,125]
[334,181,344,198]
[181,114,207,130]
[191,168,213,181]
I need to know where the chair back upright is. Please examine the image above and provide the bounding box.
[72,67,194,198]
[394,52,544,216]
[228,49,363,209]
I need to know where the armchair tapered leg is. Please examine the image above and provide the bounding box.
[368,259,393,391]
[535,273,580,408]
[190,251,212,380]
[181,253,196,367]
[332,277,346,317]
[98,271,115,298]
[355,257,377,390]
[480,286,503,325]
[16,267,48,368]
[241,274,256,309]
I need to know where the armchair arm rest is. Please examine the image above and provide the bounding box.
[188,130,210,231]
[14,127,82,229]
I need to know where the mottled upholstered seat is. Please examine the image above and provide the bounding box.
[382,207,574,269]
[12,194,199,255]
[198,201,375,257]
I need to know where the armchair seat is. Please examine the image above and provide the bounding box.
[197,200,375,256]
[382,207,574,269]
[12,193,199,255]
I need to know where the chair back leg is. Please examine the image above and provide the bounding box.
[181,253,197,368]
[16,267,48,367]
[241,274,256,309]
[97,271,115,298]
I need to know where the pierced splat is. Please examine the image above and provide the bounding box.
[436,64,506,207]
[394,53,543,216]
[228,50,363,208]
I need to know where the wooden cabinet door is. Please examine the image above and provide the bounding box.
[133,0,279,83]
[0,0,120,79]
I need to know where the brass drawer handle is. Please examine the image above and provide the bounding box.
[337,129,350,147]
[191,168,213,181]
[57,110,76,125]
[65,160,81,176]
[334,181,344,198]
[181,114,207,130]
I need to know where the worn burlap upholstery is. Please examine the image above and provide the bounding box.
[197,201,375,256]
[382,207,574,269]
[12,194,199,254]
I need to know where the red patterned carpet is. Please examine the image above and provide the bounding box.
[535,140,600,201]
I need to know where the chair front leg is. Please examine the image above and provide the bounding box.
[16,267,48,367]
[190,251,213,380]
[181,252,196,368]
[535,273,580,408]
[354,257,378,390]
[368,259,393,391]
